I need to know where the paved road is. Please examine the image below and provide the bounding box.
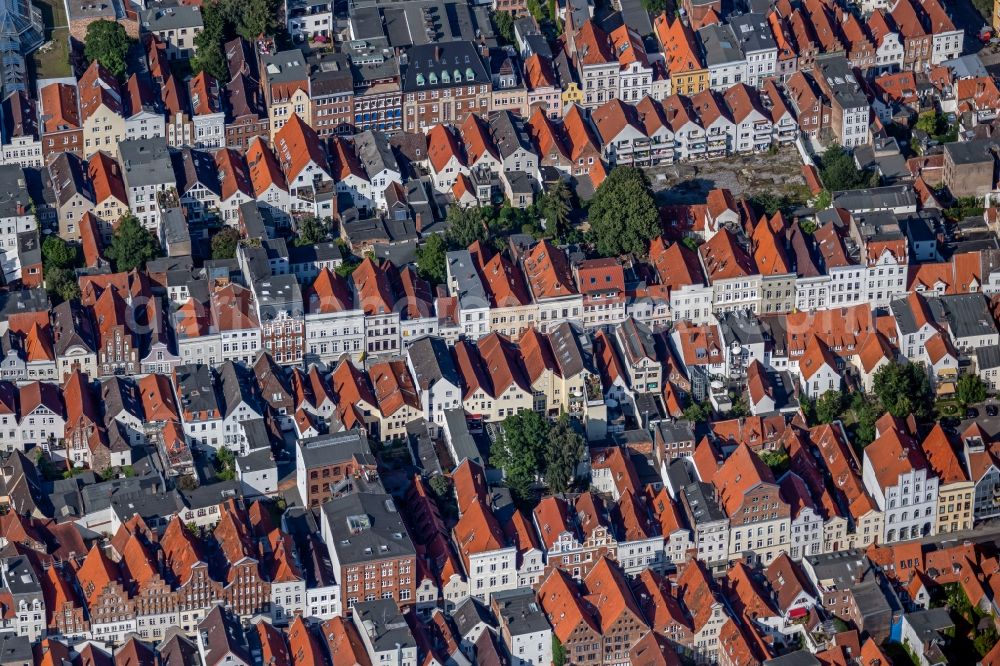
[922,520,1000,548]
[950,0,990,54]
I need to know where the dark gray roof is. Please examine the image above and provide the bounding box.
[309,51,354,98]
[452,596,496,637]
[717,310,767,346]
[815,54,868,110]
[0,167,31,219]
[617,317,656,364]
[492,587,550,636]
[118,137,173,187]
[101,376,144,424]
[142,2,204,30]
[804,549,871,587]
[0,631,32,666]
[899,210,938,244]
[218,361,263,419]
[198,605,252,666]
[730,13,776,53]
[656,420,695,444]
[763,652,822,666]
[444,408,489,468]
[48,152,93,207]
[944,138,993,166]
[322,490,415,565]
[262,50,309,86]
[682,479,726,524]
[254,275,303,320]
[548,322,589,378]
[179,479,242,510]
[288,241,343,265]
[406,420,442,475]
[239,201,269,239]
[235,447,275,473]
[52,299,96,356]
[353,599,416,651]
[407,336,459,390]
[355,130,400,176]
[698,23,745,66]
[0,555,39,596]
[297,430,375,469]
[174,147,221,198]
[832,185,916,212]
[940,293,998,340]
[174,364,221,417]
[977,346,1000,370]
[156,628,201,666]
[490,109,533,159]
[447,249,488,310]
[401,41,490,93]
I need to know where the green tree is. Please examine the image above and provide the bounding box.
[295,216,329,246]
[236,0,277,41]
[957,373,988,407]
[800,395,816,425]
[45,266,81,304]
[872,362,932,420]
[759,449,790,475]
[445,205,493,249]
[490,410,549,502]
[552,636,567,666]
[681,236,700,252]
[493,10,515,44]
[852,394,880,448]
[537,179,574,240]
[416,233,448,286]
[335,260,360,278]
[215,446,236,481]
[545,415,583,494]
[192,1,231,82]
[428,473,457,520]
[813,190,832,210]
[641,0,668,12]
[84,20,132,78]
[548,0,561,30]
[428,474,451,499]
[683,400,712,423]
[106,214,162,272]
[914,110,941,136]
[818,144,879,192]
[42,235,80,270]
[975,627,999,657]
[587,166,660,257]
[526,0,545,22]
[211,227,241,260]
[815,390,845,424]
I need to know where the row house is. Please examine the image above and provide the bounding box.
[0,92,43,167]
[174,283,262,367]
[655,14,709,97]
[401,41,492,132]
[571,20,619,109]
[862,418,939,544]
[694,441,791,566]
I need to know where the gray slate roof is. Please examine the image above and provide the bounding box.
[322,490,415,565]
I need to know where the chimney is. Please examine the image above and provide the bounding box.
[415,212,423,233]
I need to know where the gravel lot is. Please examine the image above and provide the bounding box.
[646,146,809,205]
